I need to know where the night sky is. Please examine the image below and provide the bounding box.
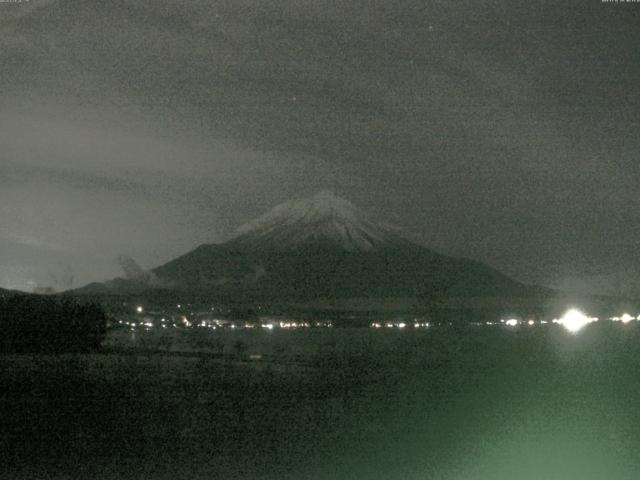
[2,0,640,294]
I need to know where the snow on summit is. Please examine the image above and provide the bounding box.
[233,191,395,251]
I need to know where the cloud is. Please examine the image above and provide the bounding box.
[0,160,152,199]
[2,0,640,291]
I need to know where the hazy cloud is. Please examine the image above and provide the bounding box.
[2,0,640,292]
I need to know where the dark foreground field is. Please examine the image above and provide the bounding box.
[2,324,640,480]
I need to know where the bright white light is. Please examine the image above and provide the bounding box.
[136,306,143,313]
[620,313,634,324]
[398,323,406,328]
[505,319,518,327]
[559,309,592,333]
[528,320,535,326]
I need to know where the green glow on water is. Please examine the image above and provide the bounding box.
[4,323,640,479]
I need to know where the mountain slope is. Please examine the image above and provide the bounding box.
[230,190,397,252]
[149,191,541,301]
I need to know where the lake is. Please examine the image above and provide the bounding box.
[2,322,640,479]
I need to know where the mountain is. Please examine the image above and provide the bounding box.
[142,191,543,303]
[230,190,396,252]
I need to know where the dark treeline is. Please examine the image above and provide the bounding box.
[0,294,107,353]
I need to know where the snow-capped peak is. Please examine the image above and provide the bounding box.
[232,191,395,251]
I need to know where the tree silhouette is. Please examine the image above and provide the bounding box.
[0,294,107,353]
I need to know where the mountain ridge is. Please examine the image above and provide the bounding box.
[229,190,400,252]
[73,191,549,303]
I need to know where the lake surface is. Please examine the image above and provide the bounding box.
[2,323,640,479]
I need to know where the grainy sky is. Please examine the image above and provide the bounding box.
[1,0,640,294]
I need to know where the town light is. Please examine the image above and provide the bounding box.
[559,309,592,333]
[620,313,634,324]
